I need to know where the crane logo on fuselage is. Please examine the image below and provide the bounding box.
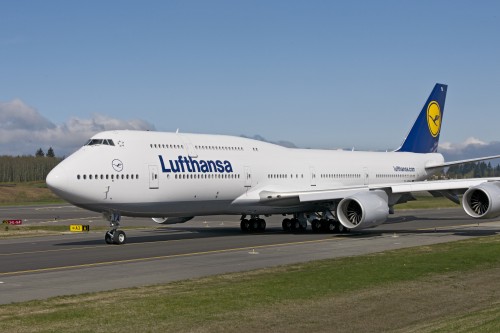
[112,159,124,172]
[159,155,234,173]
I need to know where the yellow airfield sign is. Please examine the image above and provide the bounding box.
[70,225,90,232]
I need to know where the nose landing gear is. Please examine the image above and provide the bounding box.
[104,213,126,245]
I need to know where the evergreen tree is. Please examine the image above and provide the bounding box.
[35,148,45,157]
[47,147,55,158]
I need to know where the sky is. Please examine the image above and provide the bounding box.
[1,0,499,158]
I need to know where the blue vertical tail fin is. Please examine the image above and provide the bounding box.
[396,83,447,153]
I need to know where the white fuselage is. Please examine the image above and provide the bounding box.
[46,130,444,218]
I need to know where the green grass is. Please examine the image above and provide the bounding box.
[396,195,459,210]
[0,225,141,238]
[1,235,500,332]
[414,306,500,333]
[0,182,64,206]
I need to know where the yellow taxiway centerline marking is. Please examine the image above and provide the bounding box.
[0,237,339,277]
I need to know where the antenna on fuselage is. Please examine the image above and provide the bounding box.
[176,128,179,133]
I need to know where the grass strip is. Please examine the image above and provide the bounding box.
[1,235,500,332]
[0,225,143,238]
[396,195,459,210]
[404,305,500,333]
[0,182,63,206]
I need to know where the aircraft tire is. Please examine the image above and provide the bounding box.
[282,218,291,231]
[258,219,266,232]
[311,219,321,232]
[326,220,336,233]
[251,219,260,231]
[335,221,345,233]
[105,232,113,244]
[240,219,250,232]
[113,230,126,245]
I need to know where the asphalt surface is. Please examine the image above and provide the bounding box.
[1,204,499,304]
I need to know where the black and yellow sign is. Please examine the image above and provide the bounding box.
[70,224,90,232]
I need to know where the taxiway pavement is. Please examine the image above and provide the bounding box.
[0,205,499,304]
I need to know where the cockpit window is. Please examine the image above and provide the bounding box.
[85,139,115,146]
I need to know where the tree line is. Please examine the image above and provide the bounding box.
[445,161,500,179]
[0,148,62,183]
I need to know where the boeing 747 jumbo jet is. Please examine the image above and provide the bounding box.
[46,84,500,244]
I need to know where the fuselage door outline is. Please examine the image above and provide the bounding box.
[149,165,159,189]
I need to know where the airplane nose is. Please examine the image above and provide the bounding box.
[46,164,67,194]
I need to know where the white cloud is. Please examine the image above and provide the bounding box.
[0,99,155,156]
[0,99,55,130]
[439,137,500,162]
[440,137,489,154]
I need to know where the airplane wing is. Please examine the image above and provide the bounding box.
[253,177,500,230]
[259,177,500,204]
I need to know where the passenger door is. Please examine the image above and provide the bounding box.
[149,165,159,189]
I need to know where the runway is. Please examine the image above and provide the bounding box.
[1,204,499,304]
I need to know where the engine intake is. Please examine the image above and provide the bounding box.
[337,190,389,230]
[462,182,500,219]
[152,217,194,224]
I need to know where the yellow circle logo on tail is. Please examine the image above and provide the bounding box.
[427,101,441,137]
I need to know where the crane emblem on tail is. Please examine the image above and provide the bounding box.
[426,101,441,138]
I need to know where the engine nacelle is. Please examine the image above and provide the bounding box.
[462,182,500,219]
[337,190,389,230]
[152,216,194,224]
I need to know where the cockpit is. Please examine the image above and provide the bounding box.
[85,139,115,146]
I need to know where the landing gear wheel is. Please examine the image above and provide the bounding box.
[282,218,291,231]
[326,220,336,233]
[251,219,260,231]
[258,219,266,232]
[311,219,321,232]
[335,221,345,233]
[240,219,250,232]
[105,232,113,244]
[113,230,127,245]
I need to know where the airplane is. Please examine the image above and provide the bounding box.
[46,83,500,245]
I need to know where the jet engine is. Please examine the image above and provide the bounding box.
[152,217,194,224]
[337,190,389,230]
[462,182,500,219]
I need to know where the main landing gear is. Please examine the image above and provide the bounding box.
[240,215,266,233]
[281,215,350,234]
[281,218,307,232]
[309,219,349,234]
[104,213,127,245]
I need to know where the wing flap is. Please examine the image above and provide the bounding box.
[386,178,500,194]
